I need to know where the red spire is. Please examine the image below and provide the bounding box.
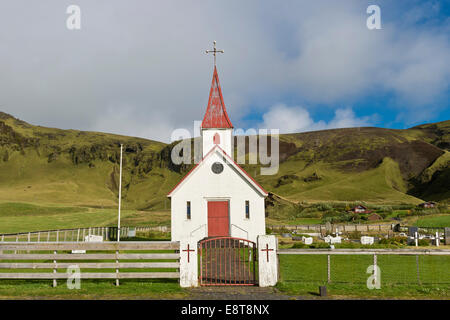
[201,67,233,129]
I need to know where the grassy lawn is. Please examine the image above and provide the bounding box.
[0,279,185,299]
[414,214,450,228]
[0,202,170,234]
[267,217,322,226]
[277,254,450,299]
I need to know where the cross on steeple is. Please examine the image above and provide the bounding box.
[205,40,224,67]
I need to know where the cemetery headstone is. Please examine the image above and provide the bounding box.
[445,228,450,245]
[84,235,103,242]
[408,227,418,237]
[128,228,136,237]
[324,235,341,244]
[72,234,103,254]
[361,236,374,245]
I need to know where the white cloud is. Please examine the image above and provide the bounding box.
[0,0,448,141]
[260,104,374,134]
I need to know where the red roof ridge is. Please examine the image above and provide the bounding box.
[201,67,233,129]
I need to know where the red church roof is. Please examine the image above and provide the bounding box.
[201,67,233,129]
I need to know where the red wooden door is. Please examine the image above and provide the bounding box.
[207,201,229,237]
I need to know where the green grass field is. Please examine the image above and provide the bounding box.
[277,254,450,298]
[0,253,449,299]
[414,215,450,228]
[0,202,170,234]
[0,279,185,299]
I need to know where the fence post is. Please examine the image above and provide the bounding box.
[327,254,331,283]
[416,255,421,285]
[53,250,57,287]
[47,231,50,242]
[28,232,31,243]
[64,231,67,242]
[37,232,40,242]
[56,231,59,242]
[115,250,120,286]
[77,229,80,242]
[373,253,377,287]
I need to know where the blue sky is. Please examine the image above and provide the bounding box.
[236,0,450,132]
[0,0,448,141]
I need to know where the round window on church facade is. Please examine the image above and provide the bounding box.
[211,162,224,174]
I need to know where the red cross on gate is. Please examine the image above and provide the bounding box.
[182,244,195,263]
[261,243,274,262]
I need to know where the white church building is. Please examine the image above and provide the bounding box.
[168,66,268,244]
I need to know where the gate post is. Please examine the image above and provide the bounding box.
[257,235,278,287]
[179,237,198,288]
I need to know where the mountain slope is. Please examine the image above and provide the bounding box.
[0,111,449,209]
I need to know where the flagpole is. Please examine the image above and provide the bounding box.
[117,144,123,242]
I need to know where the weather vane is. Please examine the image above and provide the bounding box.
[205,40,224,67]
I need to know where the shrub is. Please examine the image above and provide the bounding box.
[378,236,407,247]
[418,239,430,246]
[316,203,333,211]
[292,242,307,249]
[347,231,362,239]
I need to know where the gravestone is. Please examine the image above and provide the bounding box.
[361,236,374,245]
[319,286,327,297]
[72,234,103,254]
[324,235,341,244]
[445,228,450,245]
[128,228,136,237]
[84,235,103,242]
[408,227,418,237]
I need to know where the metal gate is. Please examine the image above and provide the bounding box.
[198,237,257,286]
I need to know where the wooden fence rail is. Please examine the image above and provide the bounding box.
[0,241,180,286]
[0,225,171,243]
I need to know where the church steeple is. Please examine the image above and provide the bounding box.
[201,66,233,129]
[201,41,233,157]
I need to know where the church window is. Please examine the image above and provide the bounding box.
[187,201,191,220]
[211,162,224,174]
[213,132,220,145]
[245,200,250,219]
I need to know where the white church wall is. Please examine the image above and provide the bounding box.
[202,129,233,157]
[170,151,265,244]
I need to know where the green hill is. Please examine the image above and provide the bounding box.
[0,111,449,214]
